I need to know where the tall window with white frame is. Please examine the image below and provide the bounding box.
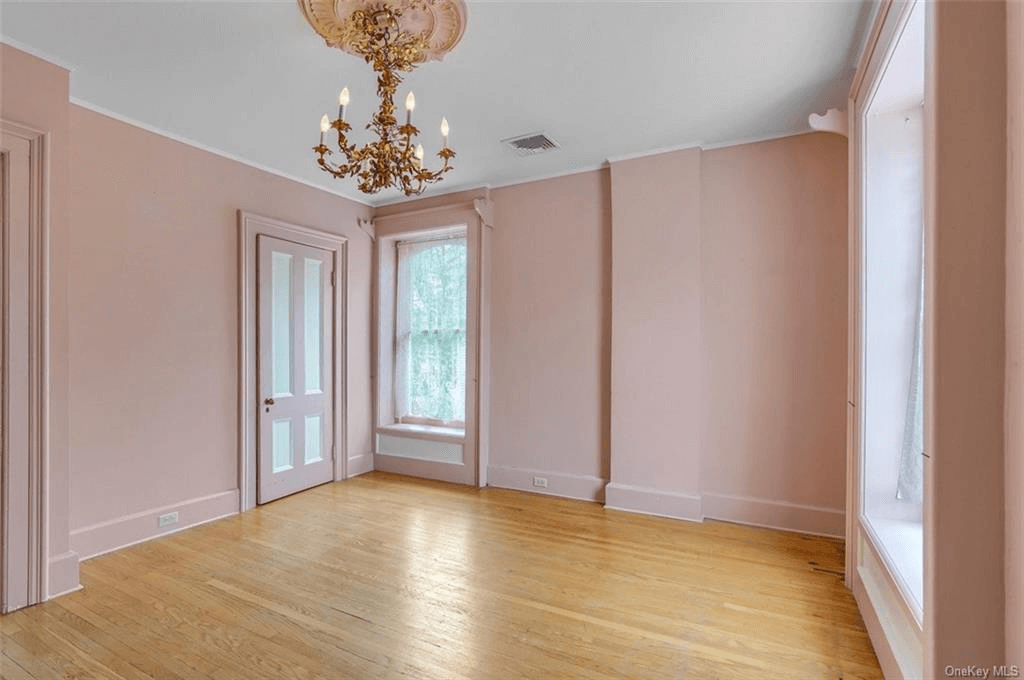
[394,233,468,429]
[860,0,925,621]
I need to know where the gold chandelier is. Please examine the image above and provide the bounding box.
[309,6,458,196]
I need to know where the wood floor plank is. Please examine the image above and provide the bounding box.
[1,472,881,678]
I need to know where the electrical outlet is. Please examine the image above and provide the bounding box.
[532,477,548,489]
[158,511,179,528]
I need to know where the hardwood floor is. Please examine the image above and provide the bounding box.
[0,472,881,679]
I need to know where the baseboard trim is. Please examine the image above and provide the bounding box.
[702,492,845,538]
[348,453,374,477]
[47,550,81,599]
[486,465,606,502]
[604,482,703,522]
[71,489,239,561]
[373,453,470,485]
[475,467,846,537]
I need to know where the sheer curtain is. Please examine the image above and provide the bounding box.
[394,236,467,425]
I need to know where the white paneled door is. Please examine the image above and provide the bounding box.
[257,235,334,503]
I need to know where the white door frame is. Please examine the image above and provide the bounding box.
[1,120,50,611]
[238,211,348,512]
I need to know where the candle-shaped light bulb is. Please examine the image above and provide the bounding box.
[414,143,424,168]
[405,91,415,125]
[338,87,350,120]
[440,117,449,145]
[319,114,330,144]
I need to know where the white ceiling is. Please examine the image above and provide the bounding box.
[0,1,872,206]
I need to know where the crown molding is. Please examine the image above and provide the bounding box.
[488,163,609,190]
[0,35,77,72]
[605,140,701,164]
[69,97,374,208]
[4,29,837,212]
[699,127,816,151]
[377,128,829,208]
[604,128,819,164]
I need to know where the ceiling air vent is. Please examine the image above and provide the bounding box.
[502,132,560,156]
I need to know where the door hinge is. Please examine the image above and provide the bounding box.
[330,270,336,286]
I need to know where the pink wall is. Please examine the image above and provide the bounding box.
[0,43,77,595]
[67,106,373,547]
[489,172,611,486]
[1007,0,1023,665]
[473,134,847,529]
[925,0,1007,671]
[701,134,848,512]
[608,149,703,510]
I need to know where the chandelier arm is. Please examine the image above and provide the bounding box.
[317,155,359,179]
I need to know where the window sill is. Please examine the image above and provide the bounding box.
[862,515,923,622]
[376,423,465,445]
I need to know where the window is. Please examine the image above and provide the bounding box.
[394,234,467,427]
[859,0,925,618]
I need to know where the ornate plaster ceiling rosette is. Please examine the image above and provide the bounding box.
[298,0,468,64]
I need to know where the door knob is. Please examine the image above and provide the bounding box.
[264,397,275,406]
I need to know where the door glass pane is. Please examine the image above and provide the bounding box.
[304,258,322,393]
[272,251,293,395]
[305,414,323,463]
[272,419,292,472]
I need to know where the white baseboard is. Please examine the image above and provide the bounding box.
[47,550,81,599]
[348,453,373,477]
[70,489,239,561]
[702,492,845,538]
[604,482,703,522]
[486,465,606,502]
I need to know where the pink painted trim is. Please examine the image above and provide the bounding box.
[1,119,51,611]
[347,453,373,477]
[702,492,845,538]
[604,483,703,522]
[46,551,80,599]
[854,572,906,680]
[853,526,923,679]
[372,453,467,485]
[238,211,350,511]
[70,490,239,560]
[486,465,606,502]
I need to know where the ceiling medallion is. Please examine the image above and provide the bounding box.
[298,0,468,196]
